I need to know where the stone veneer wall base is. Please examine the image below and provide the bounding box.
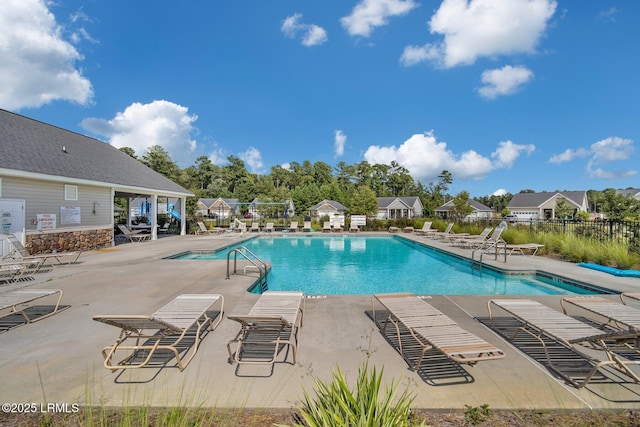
[26,228,113,254]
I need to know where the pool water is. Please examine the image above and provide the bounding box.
[176,235,600,296]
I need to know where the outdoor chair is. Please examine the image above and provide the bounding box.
[349,222,359,232]
[93,294,224,371]
[227,291,305,366]
[488,298,640,388]
[0,288,64,323]
[427,222,454,240]
[302,221,312,232]
[0,258,46,283]
[474,221,508,253]
[250,222,260,232]
[414,222,433,235]
[372,293,505,370]
[2,234,81,266]
[197,221,225,235]
[505,243,544,256]
[332,220,343,232]
[561,296,640,332]
[117,224,151,243]
[322,221,331,233]
[264,223,274,233]
[158,222,170,234]
[288,221,298,232]
[450,226,493,248]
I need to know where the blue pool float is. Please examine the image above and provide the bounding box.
[578,262,640,278]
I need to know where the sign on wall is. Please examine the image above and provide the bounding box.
[60,206,81,225]
[36,214,57,230]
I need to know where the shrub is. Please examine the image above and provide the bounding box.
[287,362,416,427]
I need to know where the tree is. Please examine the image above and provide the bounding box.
[142,145,179,181]
[350,186,378,216]
[554,198,575,219]
[119,147,137,159]
[450,191,474,220]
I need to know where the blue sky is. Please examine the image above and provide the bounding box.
[1,0,638,197]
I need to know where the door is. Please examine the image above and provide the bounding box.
[0,199,26,257]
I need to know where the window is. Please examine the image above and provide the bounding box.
[64,185,78,201]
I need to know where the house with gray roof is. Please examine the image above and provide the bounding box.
[0,109,193,255]
[435,199,494,221]
[616,188,640,200]
[310,200,347,218]
[377,197,423,219]
[506,191,588,220]
[196,198,241,218]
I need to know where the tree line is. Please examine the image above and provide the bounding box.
[126,145,640,221]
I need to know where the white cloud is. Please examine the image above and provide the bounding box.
[492,188,508,196]
[334,130,347,157]
[548,148,590,164]
[281,13,327,46]
[478,65,534,99]
[81,100,198,167]
[363,132,531,182]
[550,136,637,179]
[399,44,441,67]
[0,0,93,110]
[341,0,418,38]
[491,140,535,168]
[405,0,556,68]
[239,147,264,173]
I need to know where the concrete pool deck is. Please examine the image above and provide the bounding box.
[1,231,640,412]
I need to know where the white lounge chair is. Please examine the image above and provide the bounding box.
[117,224,151,242]
[414,222,433,235]
[349,222,359,233]
[250,222,260,232]
[488,298,640,388]
[289,221,299,232]
[227,291,305,366]
[332,220,343,232]
[264,223,274,233]
[0,258,46,283]
[302,221,312,232]
[94,294,224,371]
[451,226,493,248]
[428,222,454,240]
[0,288,64,323]
[2,234,81,266]
[373,293,505,369]
[322,221,331,233]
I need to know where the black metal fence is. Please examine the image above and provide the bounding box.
[498,219,640,249]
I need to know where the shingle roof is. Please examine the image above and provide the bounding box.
[435,199,492,212]
[310,199,347,210]
[0,109,192,196]
[507,191,586,208]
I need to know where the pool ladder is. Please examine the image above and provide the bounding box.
[471,242,508,270]
[226,246,268,292]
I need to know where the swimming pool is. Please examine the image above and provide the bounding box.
[172,235,603,295]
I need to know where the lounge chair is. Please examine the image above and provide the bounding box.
[403,226,414,233]
[302,221,312,232]
[506,243,544,256]
[264,222,274,233]
[2,234,81,266]
[197,221,225,235]
[158,222,170,234]
[0,288,64,323]
[332,220,343,232]
[488,298,640,388]
[451,226,493,248]
[372,293,505,370]
[0,258,46,283]
[117,224,151,242]
[621,293,640,305]
[227,291,305,366]
[93,294,224,371]
[561,296,640,331]
[349,222,359,232]
[388,226,399,233]
[414,222,433,235]
[289,221,298,232]
[250,222,260,232]
[427,222,454,240]
[474,221,508,252]
[322,221,331,233]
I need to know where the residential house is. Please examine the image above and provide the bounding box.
[0,109,193,255]
[309,200,347,218]
[377,197,424,219]
[616,188,640,200]
[435,199,494,221]
[196,198,240,218]
[506,191,588,220]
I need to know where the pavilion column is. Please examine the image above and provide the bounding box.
[180,197,187,235]
[150,194,158,240]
